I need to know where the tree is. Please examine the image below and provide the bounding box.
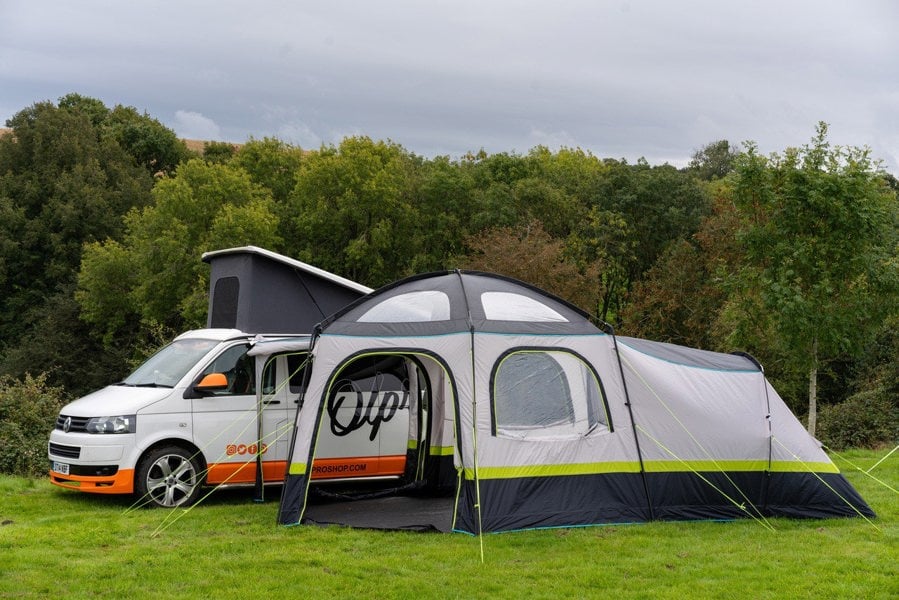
[727,123,898,435]
[620,181,743,349]
[231,137,305,203]
[286,137,422,287]
[568,159,711,323]
[688,139,739,181]
[78,159,281,342]
[103,103,191,174]
[202,141,237,164]
[0,97,155,388]
[459,220,602,315]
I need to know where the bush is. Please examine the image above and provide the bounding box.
[0,374,67,476]
[816,390,898,450]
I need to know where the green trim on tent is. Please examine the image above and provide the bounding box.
[643,459,839,474]
[464,461,643,479]
[429,445,455,456]
[288,463,307,475]
[463,459,839,480]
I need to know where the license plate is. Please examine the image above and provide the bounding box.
[52,461,70,475]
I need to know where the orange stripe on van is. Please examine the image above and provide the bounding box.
[191,454,408,485]
[206,461,287,485]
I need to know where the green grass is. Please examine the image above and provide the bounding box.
[2,449,897,599]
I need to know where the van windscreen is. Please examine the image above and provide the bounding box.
[122,338,220,388]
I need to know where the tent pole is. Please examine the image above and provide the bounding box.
[456,270,485,561]
[609,328,654,521]
[253,356,266,502]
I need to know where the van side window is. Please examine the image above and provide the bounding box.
[287,353,309,393]
[201,344,255,396]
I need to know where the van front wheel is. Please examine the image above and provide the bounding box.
[135,446,203,508]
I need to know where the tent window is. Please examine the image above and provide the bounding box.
[357,291,451,322]
[481,292,568,322]
[491,350,608,440]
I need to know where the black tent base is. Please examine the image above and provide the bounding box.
[303,494,455,533]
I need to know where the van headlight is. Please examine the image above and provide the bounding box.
[86,415,136,434]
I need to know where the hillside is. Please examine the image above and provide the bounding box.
[1,127,229,155]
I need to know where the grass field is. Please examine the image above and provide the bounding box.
[1,449,896,599]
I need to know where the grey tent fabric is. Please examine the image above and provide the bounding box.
[278,271,874,532]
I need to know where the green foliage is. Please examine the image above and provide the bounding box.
[78,159,281,339]
[202,141,237,164]
[103,104,190,174]
[0,96,159,389]
[0,285,130,397]
[459,220,602,315]
[724,123,899,427]
[231,137,304,202]
[688,139,739,181]
[287,137,422,286]
[621,185,741,349]
[0,373,67,476]
[817,392,899,450]
[819,317,899,449]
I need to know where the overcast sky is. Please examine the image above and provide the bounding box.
[2,1,897,173]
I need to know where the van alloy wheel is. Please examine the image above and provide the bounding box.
[135,446,203,508]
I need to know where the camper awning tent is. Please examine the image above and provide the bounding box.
[278,271,873,533]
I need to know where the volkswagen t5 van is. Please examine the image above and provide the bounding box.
[48,328,410,507]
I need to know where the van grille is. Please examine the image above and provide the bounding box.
[49,442,81,459]
[56,415,90,433]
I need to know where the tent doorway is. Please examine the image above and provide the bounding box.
[302,352,459,531]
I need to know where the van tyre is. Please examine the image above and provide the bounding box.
[135,446,203,508]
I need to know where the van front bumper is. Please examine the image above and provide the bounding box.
[48,433,134,494]
[49,466,135,494]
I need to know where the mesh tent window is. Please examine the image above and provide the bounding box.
[491,350,608,440]
[357,291,451,322]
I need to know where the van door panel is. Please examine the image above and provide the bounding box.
[191,344,288,485]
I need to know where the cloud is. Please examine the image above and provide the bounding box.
[1,1,897,174]
[277,121,322,149]
[173,110,223,141]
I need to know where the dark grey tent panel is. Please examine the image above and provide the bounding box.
[324,270,602,337]
[203,246,372,334]
[616,337,761,372]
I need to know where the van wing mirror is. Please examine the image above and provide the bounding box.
[196,373,228,391]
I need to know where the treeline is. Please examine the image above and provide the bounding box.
[1,94,896,448]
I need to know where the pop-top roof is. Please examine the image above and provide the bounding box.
[202,246,372,334]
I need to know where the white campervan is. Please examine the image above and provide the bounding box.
[48,328,410,507]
